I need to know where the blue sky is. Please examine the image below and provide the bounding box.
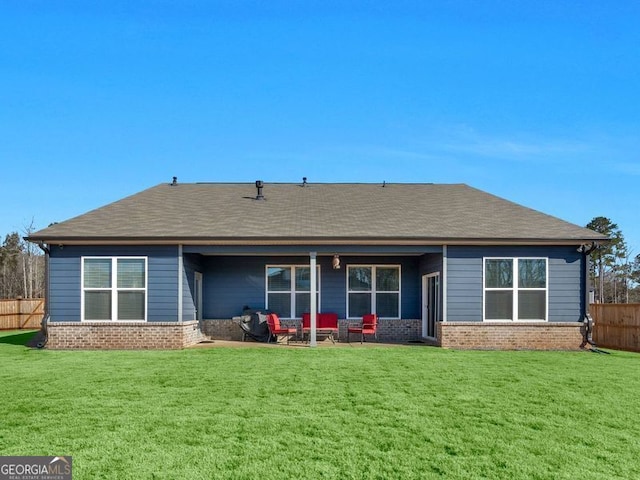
[1,1,639,252]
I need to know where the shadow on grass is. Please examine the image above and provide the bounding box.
[0,330,39,346]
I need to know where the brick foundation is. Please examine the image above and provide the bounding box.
[438,322,586,350]
[202,318,422,343]
[45,319,585,350]
[202,319,245,341]
[46,320,206,349]
[339,318,421,342]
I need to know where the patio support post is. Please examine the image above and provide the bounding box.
[442,244,448,322]
[310,252,317,347]
[178,244,183,322]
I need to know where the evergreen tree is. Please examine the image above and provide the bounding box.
[586,217,626,303]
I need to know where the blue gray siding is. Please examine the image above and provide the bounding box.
[419,253,444,321]
[47,243,583,326]
[49,250,81,321]
[48,245,179,322]
[419,253,442,276]
[446,246,583,322]
[201,255,421,319]
[182,253,203,321]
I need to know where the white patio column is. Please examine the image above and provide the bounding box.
[178,244,183,322]
[310,252,317,347]
[442,244,448,322]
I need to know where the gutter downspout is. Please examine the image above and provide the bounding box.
[578,242,608,353]
[36,242,50,348]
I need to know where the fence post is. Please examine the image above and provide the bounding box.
[18,296,24,330]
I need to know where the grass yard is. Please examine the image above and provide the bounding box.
[1,331,639,479]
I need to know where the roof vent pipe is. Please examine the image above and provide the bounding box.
[255,180,265,200]
[302,177,307,186]
[171,176,178,186]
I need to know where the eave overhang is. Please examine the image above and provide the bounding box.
[27,235,609,247]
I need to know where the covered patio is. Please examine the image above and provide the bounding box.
[181,245,444,346]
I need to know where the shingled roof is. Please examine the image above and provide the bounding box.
[28,182,606,245]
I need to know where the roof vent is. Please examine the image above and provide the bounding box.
[255,180,265,200]
[302,177,307,187]
[171,176,178,186]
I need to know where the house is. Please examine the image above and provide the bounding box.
[27,179,606,349]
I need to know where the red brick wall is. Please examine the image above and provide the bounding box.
[438,322,585,350]
[46,320,205,349]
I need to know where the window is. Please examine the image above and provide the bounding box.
[82,257,147,321]
[266,266,320,318]
[484,258,547,321]
[347,265,400,319]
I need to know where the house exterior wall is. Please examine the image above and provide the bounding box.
[48,245,180,322]
[201,255,421,319]
[44,243,586,349]
[182,253,203,321]
[419,253,442,276]
[446,245,584,323]
[419,253,444,322]
[438,245,586,349]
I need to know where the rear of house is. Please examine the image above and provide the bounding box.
[28,180,606,349]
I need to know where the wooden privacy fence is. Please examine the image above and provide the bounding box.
[591,303,640,353]
[0,298,45,330]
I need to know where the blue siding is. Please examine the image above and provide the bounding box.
[447,248,483,322]
[184,245,441,255]
[203,256,267,318]
[49,253,81,321]
[549,253,583,321]
[48,243,582,325]
[419,253,444,321]
[203,255,421,319]
[48,245,179,322]
[446,246,584,323]
[148,249,180,321]
[419,253,442,276]
[182,253,203,320]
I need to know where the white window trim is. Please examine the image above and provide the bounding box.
[483,257,548,322]
[81,256,148,322]
[265,265,321,319]
[346,264,402,320]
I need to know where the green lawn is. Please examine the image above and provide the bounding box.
[1,331,639,479]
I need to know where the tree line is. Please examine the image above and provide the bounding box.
[0,223,45,299]
[586,216,640,303]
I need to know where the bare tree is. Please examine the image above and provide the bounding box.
[22,219,43,298]
[0,224,45,299]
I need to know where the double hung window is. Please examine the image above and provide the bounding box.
[484,258,547,321]
[82,257,147,321]
[266,266,320,318]
[347,265,400,319]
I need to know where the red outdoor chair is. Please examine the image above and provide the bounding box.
[301,313,339,343]
[266,313,297,344]
[347,314,378,343]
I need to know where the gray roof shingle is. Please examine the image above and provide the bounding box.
[28,182,606,244]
